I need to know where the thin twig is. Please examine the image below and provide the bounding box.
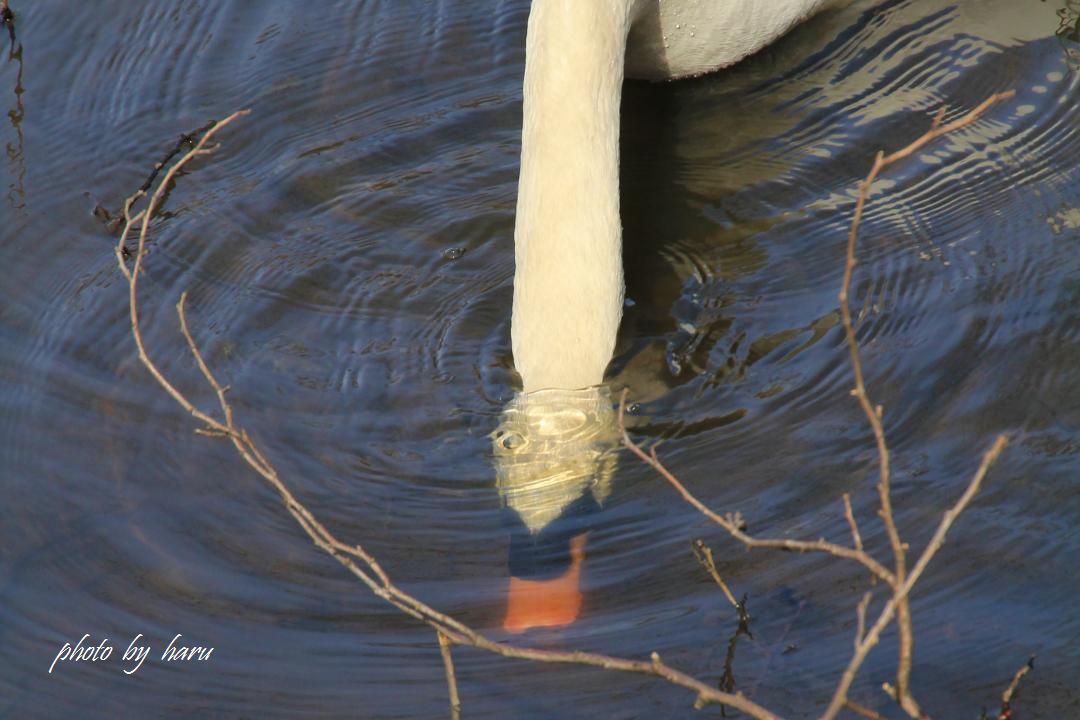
[619,392,896,587]
[879,92,1015,167]
[437,632,461,720]
[843,493,864,554]
[845,699,889,720]
[114,110,249,436]
[903,436,1007,598]
[821,435,1007,720]
[692,538,740,610]
[840,141,913,706]
[854,592,872,649]
[929,107,946,131]
[835,89,1013,714]
[177,291,234,430]
[716,602,753,711]
[996,655,1034,719]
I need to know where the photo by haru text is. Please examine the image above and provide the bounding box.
[49,633,214,675]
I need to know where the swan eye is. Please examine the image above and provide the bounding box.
[500,431,525,450]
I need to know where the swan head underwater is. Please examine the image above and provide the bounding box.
[492,387,620,632]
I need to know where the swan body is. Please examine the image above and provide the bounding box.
[498,0,836,631]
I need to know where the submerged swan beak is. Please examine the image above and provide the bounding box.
[504,533,587,632]
[492,387,619,632]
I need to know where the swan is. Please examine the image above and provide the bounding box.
[497,0,838,632]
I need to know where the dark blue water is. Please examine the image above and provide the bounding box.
[1,1,1077,717]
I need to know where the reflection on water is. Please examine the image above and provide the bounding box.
[2,3,23,212]
[1,0,1078,718]
[1058,1,1080,69]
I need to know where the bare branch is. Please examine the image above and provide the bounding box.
[855,592,872,649]
[619,391,896,586]
[843,493,864,554]
[616,92,1014,720]
[845,700,889,720]
[115,110,782,720]
[177,291,234,430]
[835,90,1013,711]
[691,538,740,610]
[821,435,1007,719]
[114,110,249,436]
[929,107,946,131]
[437,632,461,720]
[903,436,1008,594]
[996,655,1035,720]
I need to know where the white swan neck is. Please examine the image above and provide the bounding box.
[511,0,630,393]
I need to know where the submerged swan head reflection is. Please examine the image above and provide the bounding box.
[492,387,620,632]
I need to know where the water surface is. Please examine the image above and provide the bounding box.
[1,1,1077,717]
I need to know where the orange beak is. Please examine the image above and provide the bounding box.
[503,533,587,633]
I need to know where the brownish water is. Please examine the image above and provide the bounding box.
[1,1,1077,717]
